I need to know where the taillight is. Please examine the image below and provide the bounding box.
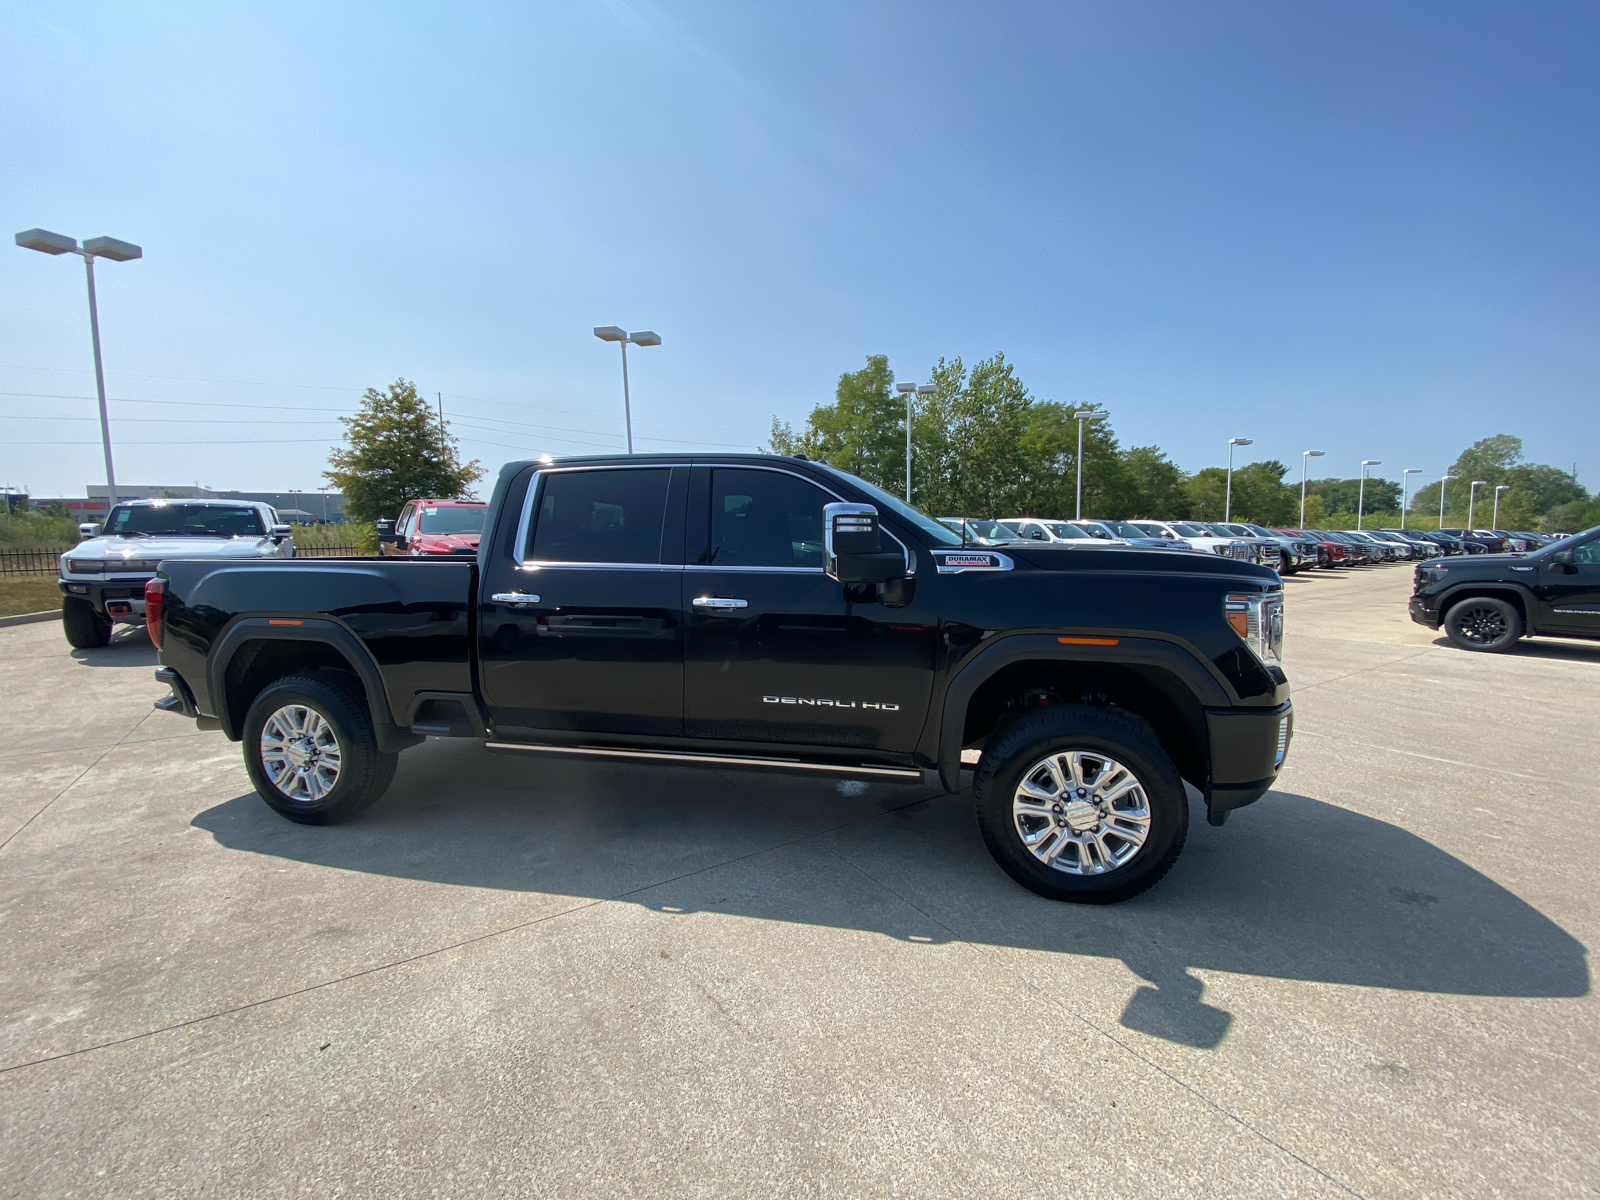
[145,578,166,649]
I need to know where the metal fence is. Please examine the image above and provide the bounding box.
[0,548,71,577]
[1,545,366,576]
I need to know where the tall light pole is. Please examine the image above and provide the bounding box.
[15,228,142,515]
[1493,484,1510,529]
[1467,480,1487,529]
[593,326,662,453]
[1438,474,1456,529]
[1357,459,1382,530]
[1300,450,1325,527]
[1225,438,1252,522]
[1401,469,1422,530]
[895,381,937,502]
[1074,411,1106,520]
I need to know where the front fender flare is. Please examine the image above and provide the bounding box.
[929,633,1231,792]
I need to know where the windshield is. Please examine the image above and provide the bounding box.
[1045,522,1094,540]
[417,505,486,535]
[1169,523,1211,537]
[1242,524,1277,537]
[813,464,963,546]
[106,504,266,537]
[1129,522,1170,537]
[1103,521,1151,538]
[964,519,1017,540]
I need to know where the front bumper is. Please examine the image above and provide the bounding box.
[1205,701,1292,825]
[59,577,152,619]
[1408,595,1440,629]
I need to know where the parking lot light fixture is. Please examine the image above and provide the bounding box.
[1438,475,1456,529]
[1225,438,1252,522]
[1493,484,1511,530]
[1300,450,1326,526]
[1468,480,1488,529]
[1358,460,1382,530]
[1075,411,1107,520]
[15,227,142,511]
[593,326,662,453]
[894,382,938,502]
[1401,469,1422,530]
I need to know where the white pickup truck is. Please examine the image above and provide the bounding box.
[58,499,295,648]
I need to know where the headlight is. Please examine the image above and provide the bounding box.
[1224,591,1284,666]
[64,558,107,574]
[63,557,160,573]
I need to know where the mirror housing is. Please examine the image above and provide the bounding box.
[271,523,293,540]
[78,522,102,539]
[375,520,399,544]
[823,503,906,585]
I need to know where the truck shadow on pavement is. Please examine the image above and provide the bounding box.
[192,740,1589,1051]
[1428,636,1600,662]
[69,625,156,667]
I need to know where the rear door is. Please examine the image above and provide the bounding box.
[682,465,937,752]
[478,465,687,737]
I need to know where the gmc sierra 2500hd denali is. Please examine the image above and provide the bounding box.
[148,454,1292,904]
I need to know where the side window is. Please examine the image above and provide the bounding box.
[1570,538,1600,566]
[709,469,828,568]
[394,504,413,537]
[530,469,670,564]
[1028,524,1047,541]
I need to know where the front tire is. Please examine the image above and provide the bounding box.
[1443,596,1523,653]
[62,597,112,649]
[242,673,398,824]
[975,705,1188,904]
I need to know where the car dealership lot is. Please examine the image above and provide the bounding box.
[1,566,1595,1198]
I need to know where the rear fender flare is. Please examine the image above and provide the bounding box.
[208,617,418,753]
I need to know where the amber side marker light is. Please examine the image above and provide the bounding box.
[1224,593,1252,638]
[268,619,305,626]
[1058,636,1119,646]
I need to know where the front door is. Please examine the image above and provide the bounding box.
[478,465,686,737]
[1534,535,1600,637]
[683,465,937,752]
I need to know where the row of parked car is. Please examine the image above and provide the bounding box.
[936,516,1564,575]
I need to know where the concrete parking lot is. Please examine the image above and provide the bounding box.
[1,564,1595,1198]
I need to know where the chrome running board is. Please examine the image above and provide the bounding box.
[485,740,928,782]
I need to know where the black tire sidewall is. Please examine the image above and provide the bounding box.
[975,706,1188,904]
[62,597,112,649]
[1445,597,1522,652]
[242,674,393,824]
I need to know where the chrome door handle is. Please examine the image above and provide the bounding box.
[491,592,541,605]
[692,596,748,610]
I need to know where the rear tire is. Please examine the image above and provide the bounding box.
[62,597,112,649]
[242,673,398,824]
[975,705,1188,904]
[1443,596,1523,653]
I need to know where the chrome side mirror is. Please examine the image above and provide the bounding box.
[823,502,905,585]
[78,522,102,539]
[271,523,293,539]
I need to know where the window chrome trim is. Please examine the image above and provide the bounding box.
[699,462,917,577]
[511,464,686,571]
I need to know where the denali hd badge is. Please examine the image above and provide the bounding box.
[763,695,900,711]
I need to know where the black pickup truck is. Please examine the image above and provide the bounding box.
[148,454,1292,904]
[1410,525,1600,651]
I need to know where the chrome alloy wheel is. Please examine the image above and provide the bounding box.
[1012,750,1151,875]
[260,704,343,803]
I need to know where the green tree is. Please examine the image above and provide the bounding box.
[1115,446,1191,519]
[1410,435,1588,527]
[324,379,482,523]
[1306,476,1401,517]
[1183,461,1296,524]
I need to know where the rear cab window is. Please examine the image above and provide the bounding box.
[527,469,671,564]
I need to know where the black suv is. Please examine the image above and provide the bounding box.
[1410,527,1600,651]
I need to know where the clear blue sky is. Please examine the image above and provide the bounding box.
[4,1,1597,500]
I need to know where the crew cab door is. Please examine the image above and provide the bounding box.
[478,465,688,737]
[1534,535,1600,636]
[682,465,937,752]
